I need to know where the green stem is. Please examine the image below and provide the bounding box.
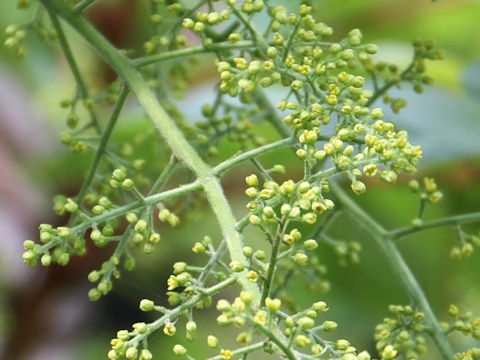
[148,157,176,195]
[255,89,291,138]
[74,0,98,13]
[391,212,480,240]
[75,85,129,205]
[48,11,102,133]
[214,138,294,176]
[126,276,237,347]
[41,0,259,304]
[72,181,202,235]
[255,324,296,360]
[366,61,415,107]
[261,230,283,304]
[133,41,255,68]
[329,180,454,360]
[282,20,301,63]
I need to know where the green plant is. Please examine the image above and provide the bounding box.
[7,0,480,359]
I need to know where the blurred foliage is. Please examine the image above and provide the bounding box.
[1,0,479,359]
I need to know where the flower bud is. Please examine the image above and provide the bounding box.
[173,344,186,355]
[229,261,245,272]
[322,320,337,331]
[125,347,137,359]
[139,299,155,311]
[207,335,219,348]
[351,180,366,195]
[304,239,318,250]
[265,297,281,312]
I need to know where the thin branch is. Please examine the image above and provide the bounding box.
[329,180,454,360]
[390,212,480,240]
[133,41,255,68]
[48,12,102,133]
[75,85,129,205]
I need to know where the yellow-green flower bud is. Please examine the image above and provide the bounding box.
[313,301,328,312]
[229,261,245,272]
[336,339,350,350]
[126,212,138,224]
[207,335,219,348]
[192,242,205,253]
[164,322,176,336]
[173,344,186,355]
[265,297,281,312]
[253,310,267,326]
[296,148,307,159]
[245,174,258,187]
[323,320,337,331]
[295,335,310,347]
[220,349,233,360]
[249,215,261,225]
[358,351,371,360]
[351,180,366,195]
[139,349,152,360]
[294,252,308,265]
[302,212,317,224]
[134,219,148,232]
[88,288,101,301]
[139,299,155,311]
[304,239,318,250]
[298,316,314,329]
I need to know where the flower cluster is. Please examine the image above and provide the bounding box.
[197,295,372,360]
[246,174,334,227]
[191,98,266,159]
[375,305,427,360]
[362,38,443,114]
[12,0,480,360]
[442,305,480,340]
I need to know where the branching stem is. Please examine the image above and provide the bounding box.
[48,12,102,133]
[329,180,454,360]
[41,0,260,304]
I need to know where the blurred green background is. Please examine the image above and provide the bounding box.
[0,0,479,359]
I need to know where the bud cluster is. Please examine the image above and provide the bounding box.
[375,305,427,360]
[442,305,480,340]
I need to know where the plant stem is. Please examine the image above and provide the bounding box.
[391,212,480,239]
[148,156,176,195]
[329,180,454,360]
[261,230,282,304]
[71,181,202,234]
[48,12,102,133]
[75,85,129,205]
[73,0,98,13]
[255,324,296,360]
[41,0,260,304]
[366,61,415,107]
[133,41,255,68]
[213,138,294,176]
[126,276,237,347]
[255,89,291,138]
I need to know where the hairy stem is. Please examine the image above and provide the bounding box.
[41,0,260,304]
